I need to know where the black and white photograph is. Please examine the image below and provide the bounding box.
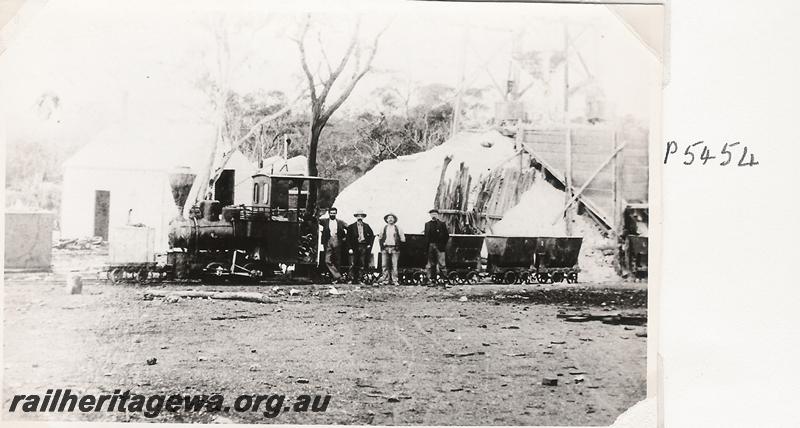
[2,0,661,425]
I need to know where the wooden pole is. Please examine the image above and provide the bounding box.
[562,21,573,236]
[564,128,573,235]
[451,27,468,138]
[563,21,570,124]
[611,130,619,235]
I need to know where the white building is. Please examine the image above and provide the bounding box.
[60,124,256,250]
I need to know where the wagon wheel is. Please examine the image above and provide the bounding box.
[361,272,376,286]
[159,265,174,282]
[243,263,263,283]
[519,272,531,285]
[551,272,565,283]
[466,271,479,285]
[400,272,413,285]
[136,268,150,284]
[448,271,461,285]
[491,274,501,284]
[110,268,125,284]
[318,270,333,285]
[536,273,551,284]
[414,272,428,286]
[503,271,518,285]
[566,272,578,284]
[152,268,165,283]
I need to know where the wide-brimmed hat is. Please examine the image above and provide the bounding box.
[353,209,367,218]
[428,208,439,214]
[383,213,398,223]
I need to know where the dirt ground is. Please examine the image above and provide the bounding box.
[3,250,647,425]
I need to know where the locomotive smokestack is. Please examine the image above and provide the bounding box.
[169,167,196,216]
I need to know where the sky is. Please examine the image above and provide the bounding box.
[0,0,662,148]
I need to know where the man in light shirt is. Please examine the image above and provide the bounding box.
[378,213,406,285]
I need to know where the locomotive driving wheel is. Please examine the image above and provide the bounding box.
[243,263,263,283]
[205,262,227,284]
[466,271,479,285]
[207,262,226,276]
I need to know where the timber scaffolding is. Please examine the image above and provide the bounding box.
[433,123,649,235]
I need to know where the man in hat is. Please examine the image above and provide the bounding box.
[346,209,375,284]
[378,213,406,285]
[320,207,348,283]
[424,208,450,284]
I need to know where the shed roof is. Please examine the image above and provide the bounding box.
[261,155,309,175]
[63,122,217,172]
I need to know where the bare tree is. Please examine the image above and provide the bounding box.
[188,16,306,211]
[291,16,387,179]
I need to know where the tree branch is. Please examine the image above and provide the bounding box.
[291,16,317,104]
[210,89,307,181]
[517,80,536,98]
[316,30,334,78]
[316,18,361,111]
[321,23,386,122]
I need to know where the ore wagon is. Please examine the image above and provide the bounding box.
[485,236,582,284]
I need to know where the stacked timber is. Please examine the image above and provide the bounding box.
[472,166,537,232]
[433,150,538,234]
[433,158,474,234]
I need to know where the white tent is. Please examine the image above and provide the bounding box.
[60,123,256,250]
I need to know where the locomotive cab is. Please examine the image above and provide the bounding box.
[251,174,314,222]
[230,172,340,268]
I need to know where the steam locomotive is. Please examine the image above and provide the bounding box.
[106,168,583,285]
[106,168,339,283]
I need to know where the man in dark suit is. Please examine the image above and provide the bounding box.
[346,209,375,284]
[424,208,450,284]
[320,207,348,282]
